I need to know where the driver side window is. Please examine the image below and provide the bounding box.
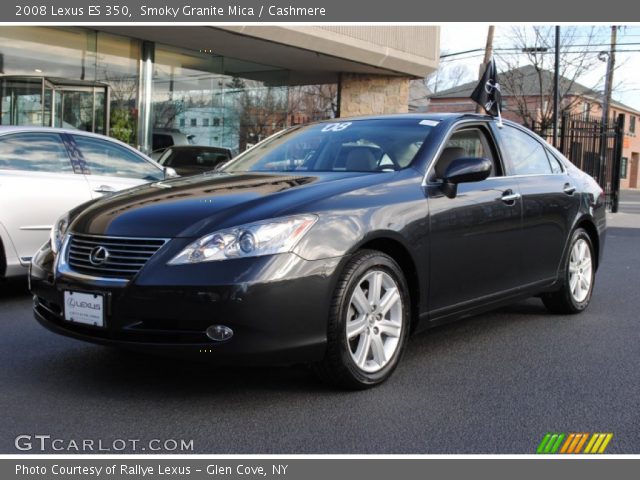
[434,128,499,179]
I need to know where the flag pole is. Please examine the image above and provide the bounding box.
[493,56,503,128]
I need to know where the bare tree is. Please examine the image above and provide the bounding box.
[425,61,473,95]
[232,84,289,149]
[288,84,338,121]
[497,26,607,129]
[152,97,190,129]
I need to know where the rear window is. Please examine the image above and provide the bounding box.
[164,149,230,168]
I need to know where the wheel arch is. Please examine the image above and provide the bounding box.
[354,235,421,333]
[574,216,600,271]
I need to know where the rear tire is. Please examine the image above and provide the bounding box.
[313,250,410,389]
[542,228,595,314]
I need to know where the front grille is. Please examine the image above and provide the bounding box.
[66,234,168,279]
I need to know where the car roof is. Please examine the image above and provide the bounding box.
[166,145,231,151]
[325,112,492,123]
[0,125,118,138]
[0,126,159,163]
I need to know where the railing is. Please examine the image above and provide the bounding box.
[532,112,625,212]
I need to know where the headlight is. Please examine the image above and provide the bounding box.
[168,214,318,265]
[50,213,70,254]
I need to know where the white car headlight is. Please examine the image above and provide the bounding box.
[168,214,318,265]
[50,213,70,254]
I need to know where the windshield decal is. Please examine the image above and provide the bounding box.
[321,122,353,132]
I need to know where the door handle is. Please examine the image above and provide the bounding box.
[563,183,576,195]
[501,189,521,204]
[93,185,116,194]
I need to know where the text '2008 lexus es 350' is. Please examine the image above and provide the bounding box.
[30,114,606,389]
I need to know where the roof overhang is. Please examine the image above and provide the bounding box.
[95,26,438,85]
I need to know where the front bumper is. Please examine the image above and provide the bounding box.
[30,241,343,365]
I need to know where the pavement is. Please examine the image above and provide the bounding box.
[1,191,639,454]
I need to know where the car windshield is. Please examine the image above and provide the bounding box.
[221,119,435,173]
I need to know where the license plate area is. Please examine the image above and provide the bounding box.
[63,291,105,328]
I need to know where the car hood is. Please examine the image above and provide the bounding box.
[69,171,387,238]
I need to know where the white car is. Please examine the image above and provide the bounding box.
[0,127,173,279]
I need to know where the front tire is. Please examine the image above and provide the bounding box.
[313,250,410,389]
[542,228,595,314]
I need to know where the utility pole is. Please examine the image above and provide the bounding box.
[476,25,495,113]
[599,26,617,184]
[601,26,617,131]
[553,26,560,148]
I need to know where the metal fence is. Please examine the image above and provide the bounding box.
[532,112,625,212]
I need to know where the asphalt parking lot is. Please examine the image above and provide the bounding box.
[1,191,639,454]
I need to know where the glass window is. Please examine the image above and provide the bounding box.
[96,32,141,145]
[0,132,71,172]
[630,116,636,134]
[72,135,162,181]
[152,43,336,154]
[621,157,628,179]
[500,126,553,175]
[0,27,96,80]
[545,150,565,174]
[224,119,432,173]
[435,128,499,178]
[162,148,230,168]
[152,133,173,151]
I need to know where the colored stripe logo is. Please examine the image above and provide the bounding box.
[537,433,613,454]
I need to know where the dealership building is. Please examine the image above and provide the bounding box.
[0,26,439,153]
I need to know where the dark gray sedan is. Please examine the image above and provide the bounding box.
[30,114,606,389]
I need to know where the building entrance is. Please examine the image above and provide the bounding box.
[0,76,109,134]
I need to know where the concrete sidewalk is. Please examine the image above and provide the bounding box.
[607,189,640,228]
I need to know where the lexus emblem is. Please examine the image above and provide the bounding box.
[89,246,110,266]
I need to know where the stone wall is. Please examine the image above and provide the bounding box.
[339,74,410,117]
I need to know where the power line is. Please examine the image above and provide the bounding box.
[441,42,640,59]
[440,47,640,62]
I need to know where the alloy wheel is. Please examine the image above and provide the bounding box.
[568,238,593,303]
[345,270,403,373]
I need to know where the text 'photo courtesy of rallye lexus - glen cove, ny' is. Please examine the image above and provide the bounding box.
[30,112,606,389]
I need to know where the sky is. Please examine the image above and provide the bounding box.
[439,24,640,111]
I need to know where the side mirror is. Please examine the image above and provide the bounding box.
[441,157,492,198]
[163,167,179,179]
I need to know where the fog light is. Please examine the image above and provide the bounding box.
[206,324,233,342]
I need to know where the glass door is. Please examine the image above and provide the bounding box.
[0,76,108,135]
[54,86,108,134]
[0,76,45,126]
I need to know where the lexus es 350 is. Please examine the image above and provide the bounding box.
[30,114,606,388]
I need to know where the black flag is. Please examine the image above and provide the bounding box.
[470,59,502,117]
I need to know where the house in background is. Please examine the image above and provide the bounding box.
[428,65,640,189]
